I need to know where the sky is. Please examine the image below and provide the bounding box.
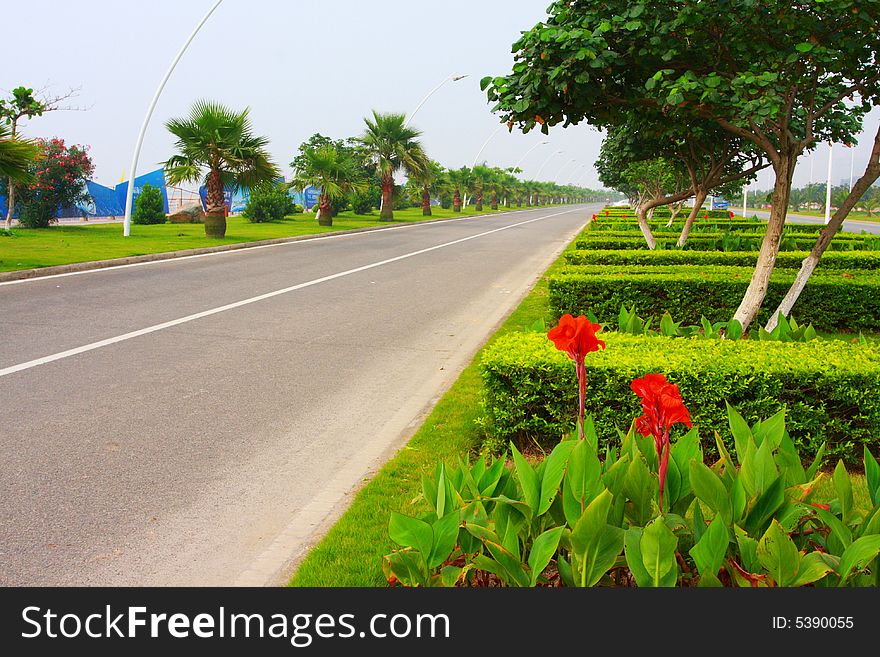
[3,0,878,193]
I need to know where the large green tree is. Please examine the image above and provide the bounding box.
[291,144,366,227]
[485,0,880,331]
[360,111,428,221]
[410,159,445,217]
[446,167,471,212]
[164,101,279,238]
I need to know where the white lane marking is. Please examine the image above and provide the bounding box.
[0,209,578,379]
[0,206,578,288]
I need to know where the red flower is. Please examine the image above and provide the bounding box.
[548,315,606,440]
[704,214,709,219]
[631,374,692,511]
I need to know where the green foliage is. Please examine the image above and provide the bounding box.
[479,332,880,463]
[384,410,880,587]
[566,248,880,271]
[0,123,39,184]
[132,183,166,225]
[549,265,880,331]
[242,183,295,223]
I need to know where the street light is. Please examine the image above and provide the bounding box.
[825,142,834,225]
[514,141,550,170]
[536,150,564,179]
[403,74,468,128]
[123,0,225,237]
[464,124,505,207]
[556,159,578,182]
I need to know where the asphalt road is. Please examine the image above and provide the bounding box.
[0,205,597,586]
[751,209,880,235]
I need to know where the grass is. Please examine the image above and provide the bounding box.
[289,255,558,587]
[0,204,544,273]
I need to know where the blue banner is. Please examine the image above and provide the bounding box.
[116,170,169,215]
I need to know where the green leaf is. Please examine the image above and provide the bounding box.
[740,439,777,498]
[571,490,624,587]
[690,515,729,580]
[757,520,800,587]
[528,527,565,586]
[510,442,539,513]
[428,512,460,569]
[864,447,880,507]
[690,461,732,525]
[792,552,834,587]
[727,403,753,464]
[624,528,651,587]
[726,319,743,341]
[383,550,428,587]
[563,439,603,527]
[539,440,575,515]
[816,507,853,555]
[795,42,814,53]
[805,442,827,481]
[735,525,760,572]
[479,458,506,496]
[389,513,433,556]
[753,409,785,451]
[744,476,785,537]
[640,517,679,587]
[833,460,854,523]
[435,464,448,518]
[484,538,531,588]
[624,455,655,525]
[837,536,880,586]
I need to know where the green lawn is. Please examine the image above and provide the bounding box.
[0,205,542,273]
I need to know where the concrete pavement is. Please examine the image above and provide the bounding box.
[0,205,597,586]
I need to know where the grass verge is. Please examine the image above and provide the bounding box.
[0,205,548,273]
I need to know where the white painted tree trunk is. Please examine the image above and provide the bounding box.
[676,191,708,247]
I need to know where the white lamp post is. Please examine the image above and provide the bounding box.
[123,0,225,237]
[464,124,505,207]
[536,150,564,179]
[403,74,468,129]
[514,141,550,171]
[825,142,834,224]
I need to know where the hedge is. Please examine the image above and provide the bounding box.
[548,264,880,330]
[597,207,735,219]
[574,235,877,252]
[480,332,880,463]
[564,249,880,270]
[587,220,835,235]
[577,230,865,241]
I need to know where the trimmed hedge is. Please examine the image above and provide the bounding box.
[548,264,880,330]
[574,235,877,251]
[480,332,880,463]
[597,207,734,219]
[564,249,880,270]
[587,220,836,235]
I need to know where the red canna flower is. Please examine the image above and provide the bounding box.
[631,374,692,511]
[548,315,606,440]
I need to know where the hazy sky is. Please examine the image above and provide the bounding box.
[3,0,878,192]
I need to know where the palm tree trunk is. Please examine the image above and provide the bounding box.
[422,186,432,216]
[453,190,462,213]
[476,191,483,212]
[491,192,498,211]
[205,167,227,238]
[380,175,394,221]
[318,193,334,226]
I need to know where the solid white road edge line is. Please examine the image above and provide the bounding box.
[0,209,577,380]
[0,206,575,288]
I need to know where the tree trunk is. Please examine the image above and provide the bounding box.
[676,190,708,247]
[475,191,483,212]
[5,122,18,228]
[380,175,394,221]
[636,204,658,250]
[453,190,462,213]
[732,156,797,332]
[766,126,880,331]
[204,167,227,238]
[318,193,334,226]
[422,186,432,216]
[491,192,498,211]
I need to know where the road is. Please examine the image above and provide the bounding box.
[0,205,597,586]
[751,209,880,235]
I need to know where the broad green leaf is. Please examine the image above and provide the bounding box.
[753,409,785,451]
[744,476,785,537]
[833,460,853,523]
[389,513,433,556]
[690,461,732,525]
[571,489,612,554]
[539,440,575,515]
[726,319,743,341]
[624,528,652,588]
[792,552,833,587]
[624,455,655,526]
[528,527,565,586]
[740,439,777,498]
[435,464,448,518]
[428,512,460,569]
[440,565,465,588]
[727,403,753,463]
[472,554,507,582]
[757,520,800,587]
[571,490,623,587]
[640,517,679,587]
[583,414,599,452]
[864,446,880,507]
[816,507,853,555]
[837,535,880,586]
[563,439,603,527]
[805,442,827,481]
[484,538,531,588]
[692,499,706,545]
[735,525,760,572]
[479,458,506,496]
[510,443,539,513]
[777,433,806,487]
[383,550,428,587]
[690,515,729,580]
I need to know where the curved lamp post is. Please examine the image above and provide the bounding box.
[404,74,468,128]
[464,124,505,207]
[515,141,549,170]
[123,0,225,237]
[536,150,564,179]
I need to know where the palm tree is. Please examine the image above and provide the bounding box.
[470,165,493,211]
[292,145,366,226]
[0,123,39,186]
[446,167,471,213]
[411,160,445,217]
[163,101,279,238]
[860,188,879,217]
[360,111,429,221]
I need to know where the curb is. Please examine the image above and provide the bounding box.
[0,213,514,284]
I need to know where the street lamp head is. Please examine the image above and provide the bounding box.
[452,75,469,82]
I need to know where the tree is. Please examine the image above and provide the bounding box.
[484,0,880,331]
[12,138,93,228]
[243,183,295,223]
[469,165,493,212]
[860,188,879,216]
[163,101,279,238]
[0,122,39,186]
[411,159,445,217]
[132,183,166,225]
[1,86,80,228]
[360,111,428,221]
[788,187,808,212]
[446,167,470,212]
[292,144,366,227]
